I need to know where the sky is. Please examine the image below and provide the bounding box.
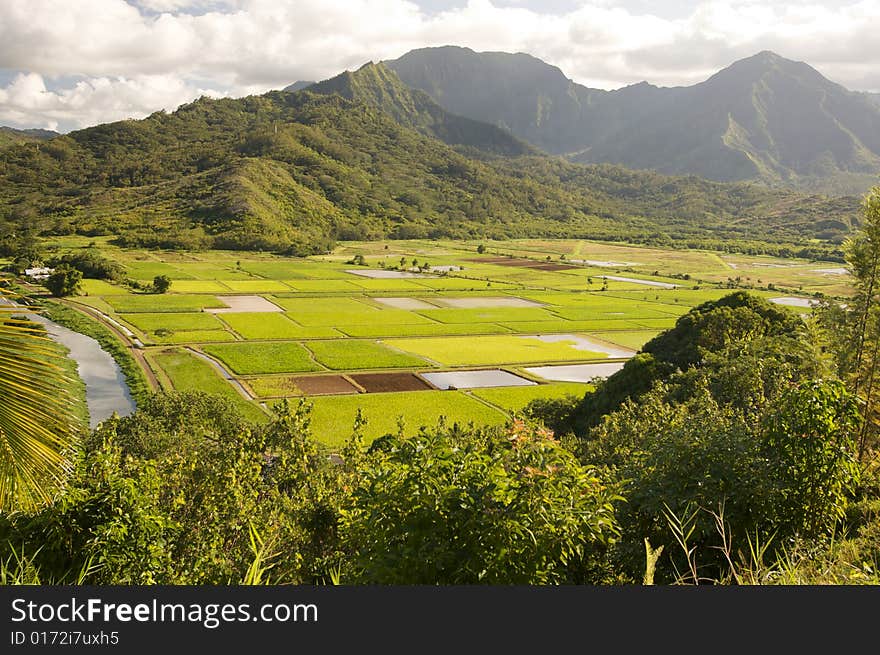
[1,0,878,132]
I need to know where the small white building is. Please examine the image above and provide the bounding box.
[24,267,54,281]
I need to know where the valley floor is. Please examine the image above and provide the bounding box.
[30,236,842,445]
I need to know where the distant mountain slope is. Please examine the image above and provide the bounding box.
[388,45,605,154]
[306,61,534,157]
[0,78,859,257]
[284,81,315,92]
[0,126,59,149]
[389,47,880,194]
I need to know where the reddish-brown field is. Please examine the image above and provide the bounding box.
[350,372,434,393]
[293,375,361,395]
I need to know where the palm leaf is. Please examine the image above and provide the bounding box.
[0,299,83,511]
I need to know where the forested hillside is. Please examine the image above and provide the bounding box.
[0,67,861,256]
[0,126,58,150]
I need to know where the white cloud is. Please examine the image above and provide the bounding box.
[1,0,879,131]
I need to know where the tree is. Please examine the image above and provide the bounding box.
[0,308,83,511]
[152,275,172,293]
[818,186,880,459]
[340,421,621,584]
[43,265,82,297]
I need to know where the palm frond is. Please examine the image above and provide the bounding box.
[0,300,83,511]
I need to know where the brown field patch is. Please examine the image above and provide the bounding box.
[350,372,433,393]
[294,375,361,395]
[530,263,580,271]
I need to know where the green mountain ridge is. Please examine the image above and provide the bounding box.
[0,67,861,257]
[307,62,534,157]
[0,126,59,150]
[388,47,880,195]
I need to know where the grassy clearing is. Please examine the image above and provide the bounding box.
[302,390,508,446]
[68,296,116,313]
[78,279,129,295]
[150,349,267,423]
[338,322,511,338]
[470,382,592,412]
[119,312,222,333]
[307,339,430,370]
[123,261,193,280]
[416,307,558,324]
[388,335,608,366]
[589,330,661,350]
[202,342,322,375]
[219,313,340,340]
[106,294,226,313]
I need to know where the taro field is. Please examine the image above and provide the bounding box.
[53,236,834,446]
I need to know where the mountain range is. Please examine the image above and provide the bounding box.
[0,49,867,259]
[388,47,880,195]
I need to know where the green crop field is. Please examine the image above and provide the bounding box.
[305,390,508,445]
[307,339,430,370]
[499,319,643,333]
[415,307,559,324]
[120,312,223,333]
[551,305,677,321]
[151,329,237,344]
[150,349,267,422]
[169,280,231,294]
[78,279,131,296]
[589,330,661,350]
[338,322,512,338]
[388,334,608,366]
[106,294,226,313]
[123,261,193,280]
[470,382,592,412]
[218,313,341,340]
[38,236,833,446]
[202,342,322,375]
[282,280,362,292]
[221,280,294,293]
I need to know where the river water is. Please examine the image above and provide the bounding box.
[1,297,136,429]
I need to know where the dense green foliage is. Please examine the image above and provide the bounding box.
[342,421,620,584]
[43,265,82,297]
[818,188,880,459]
[0,127,57,150]
[564,291,811,433]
